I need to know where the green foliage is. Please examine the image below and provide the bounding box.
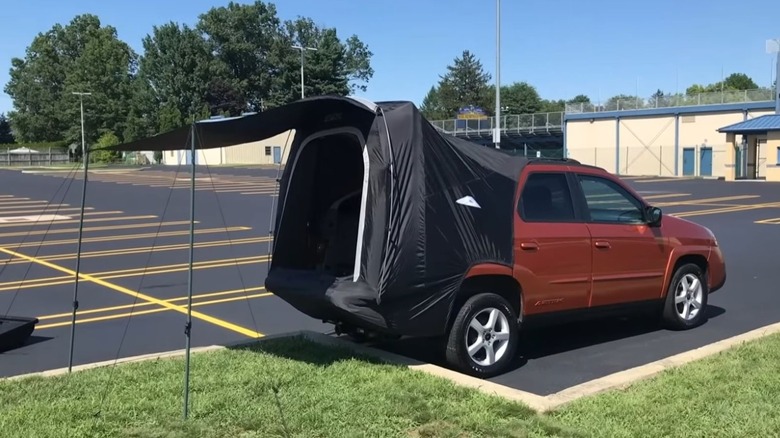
[4,15,138,145]
[686,72,760,95]
[90,131,121,163]
[4,2,374,145]
[0,113,14,144]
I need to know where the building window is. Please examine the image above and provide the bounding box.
[776,147,780,165]
[265,146,272,156]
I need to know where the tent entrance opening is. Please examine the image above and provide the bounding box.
[274,131,365,278]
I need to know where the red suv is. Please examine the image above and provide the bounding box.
[443,161,726,377]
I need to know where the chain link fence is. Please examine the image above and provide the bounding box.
[565,88,775,114]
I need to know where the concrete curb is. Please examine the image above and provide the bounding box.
[5,322,780,414]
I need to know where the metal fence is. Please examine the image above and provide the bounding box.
[565,88,775,114]
[430,112,564,135]
[0,147,70,166]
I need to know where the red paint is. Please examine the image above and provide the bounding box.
[468,161,726,318]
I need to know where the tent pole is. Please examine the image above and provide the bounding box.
[183,122,196,420]
[67,144,89,373]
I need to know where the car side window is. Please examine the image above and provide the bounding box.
[577,175,644,224]
[518,172,576,222]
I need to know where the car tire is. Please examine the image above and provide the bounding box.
[445,293,519,378]
[661,263,709,330]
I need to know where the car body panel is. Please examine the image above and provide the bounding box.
[503,160,726,322]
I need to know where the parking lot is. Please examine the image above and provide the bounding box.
[0,165,326,377]
[2,167,780,397]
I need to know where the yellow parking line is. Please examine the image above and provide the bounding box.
[755,217,780,224]
[0,255,271,292]
[641,193,691,200]
[0,220,197,238]
[0,208,111,216]
[0,246,263,338]
[1,226,252,250]
[634,177,696,183]
[655,195,760,207]
[38,286,268,320]
[0,202,57,210]
[672,202,780,218]
[1,236,272,266]
[36,292,273,330]
[0,214,156,228]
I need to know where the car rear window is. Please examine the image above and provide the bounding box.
[519,172,576,222]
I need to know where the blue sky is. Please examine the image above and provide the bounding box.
[1,0,778,115]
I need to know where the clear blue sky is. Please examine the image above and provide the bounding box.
[1,0,778,115]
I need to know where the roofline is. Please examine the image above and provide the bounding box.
[564,101,775,121]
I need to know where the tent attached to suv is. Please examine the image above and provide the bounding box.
[106,95,528,341]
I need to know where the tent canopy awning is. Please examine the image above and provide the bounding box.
[717,114,780,135]
[104,95,379,152]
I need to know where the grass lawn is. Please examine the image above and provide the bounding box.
[2,332,780,438]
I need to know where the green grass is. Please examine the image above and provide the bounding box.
[550,331,780,437]
[3,332,780,438]
[0,337,575,438]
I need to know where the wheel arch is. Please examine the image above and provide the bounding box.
[663,251,709,297]
[448,265,523,330]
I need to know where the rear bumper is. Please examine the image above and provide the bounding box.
[264,268,391,333]
[707,246,726,293]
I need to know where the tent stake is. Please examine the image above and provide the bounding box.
[183,122,196,420]
[67,146,89,373]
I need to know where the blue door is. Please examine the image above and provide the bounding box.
[682,148,695,176]
[699,147,712,176]
[735,146,744,178]
[272,146,282,164]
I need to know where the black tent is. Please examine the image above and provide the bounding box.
[107,96,529,338]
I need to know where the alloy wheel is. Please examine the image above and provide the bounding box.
[674,273,704,321]
[465,307,511,366]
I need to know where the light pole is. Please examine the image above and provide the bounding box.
[292,45,318,99]
[72,92,91,167]
[67,90,90,374]
[767,38,780,114]
[493,0,501,149]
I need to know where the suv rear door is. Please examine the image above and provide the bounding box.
[570,170,670,307]
[514,167,592,315]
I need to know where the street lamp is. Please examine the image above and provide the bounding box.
[72,92,91,166]
[292,45,318,99]
[767,38,780,114]
[494,0,501,149]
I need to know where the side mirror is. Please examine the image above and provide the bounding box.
[645,206,662,226]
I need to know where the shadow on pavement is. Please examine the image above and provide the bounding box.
[370,305,727,376]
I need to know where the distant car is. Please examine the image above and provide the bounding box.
[262,97,726,379]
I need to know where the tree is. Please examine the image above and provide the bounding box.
[686,72,759,95]
[419,86,450,120]
[197,1,373,109]
[493,82,543,114]
[0,113,14,144]
[4,15,137,144]
[424,50,492,118]
[137,22,226,131]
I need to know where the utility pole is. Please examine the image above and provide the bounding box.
[768,39,780,113]
[72,92,91,168]
[292,45,318,99]
[493,0,501,149]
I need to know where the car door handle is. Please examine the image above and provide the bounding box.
[594,241,611,249]
[520,242,539,250]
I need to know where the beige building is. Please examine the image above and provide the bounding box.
[564,102,778,180]
[159,130,295,166]
[718,115,780,181]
